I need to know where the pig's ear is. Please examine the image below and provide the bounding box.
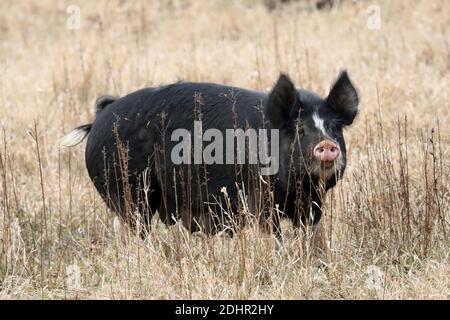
[326,71,359,125]
[268,73,298,128]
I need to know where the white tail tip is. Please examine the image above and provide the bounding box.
[60,126,90,147]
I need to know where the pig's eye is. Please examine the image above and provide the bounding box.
[326,122,342,135]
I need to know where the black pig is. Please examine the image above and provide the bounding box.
[62,71,359,242]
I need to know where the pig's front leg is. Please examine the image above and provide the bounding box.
[260,208,284,251]
[290,194,322,239]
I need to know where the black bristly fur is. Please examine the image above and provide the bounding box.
[68,71,359,240]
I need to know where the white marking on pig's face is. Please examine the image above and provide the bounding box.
[312,112,327,137]
[309,111,345,180]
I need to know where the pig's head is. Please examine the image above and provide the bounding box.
[267,71,359,187]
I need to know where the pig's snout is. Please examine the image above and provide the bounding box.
[313,140,340,163]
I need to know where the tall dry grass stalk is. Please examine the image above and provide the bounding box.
[0,0,449,299]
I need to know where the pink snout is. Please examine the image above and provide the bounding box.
[313,140,340,163]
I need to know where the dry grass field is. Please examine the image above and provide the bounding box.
[0,0,449,299]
